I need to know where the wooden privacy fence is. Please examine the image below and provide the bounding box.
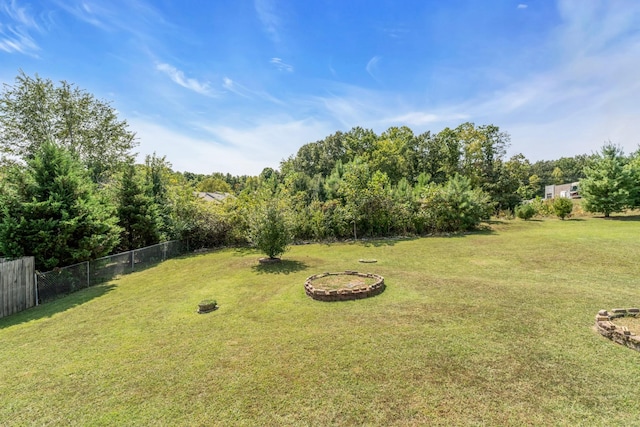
[0,257,36,319]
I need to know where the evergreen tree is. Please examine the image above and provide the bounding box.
[0,142,120,270]
[145,153,174,240]
[116,160,160,251]
[580,144,630,217]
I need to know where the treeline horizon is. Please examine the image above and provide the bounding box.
[186,124,599,201]
[2,72,638,271]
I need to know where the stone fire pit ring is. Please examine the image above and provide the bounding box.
[304,271,385,302]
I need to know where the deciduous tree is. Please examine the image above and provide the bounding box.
[0,71,136,182]
[248,197,292,260]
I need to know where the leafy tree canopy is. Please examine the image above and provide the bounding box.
[0,71,137,183]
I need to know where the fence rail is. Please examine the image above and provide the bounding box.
[0,257,36,319]
[37,240,186,303]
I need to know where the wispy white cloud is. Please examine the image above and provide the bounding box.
[53,0,170,48]
[452,0,640,159]
[255,0,281,42]
[365,55,381,81]
[53,0,113,30]
[222,77,250,98]
[132,118,268,175]
[2,0,39,26]
[222,76,284,104]
[0,0,41,55]
[270,57,293,72]
[385,112,469,127]
[311,1,640,161]
[132,115,333,175]
[156,62,212,95]
[200,117,332,166]
[517,4,528,9]
[383,27,409,39]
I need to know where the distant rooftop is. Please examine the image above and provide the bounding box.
[195,192,232,202]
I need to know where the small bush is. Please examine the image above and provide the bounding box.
[248,199,292,259]
[553,197,574,220]
[419,175,493,233]
[496,209,515,220]
[198,299,218,313]
[529,197,555,217]
[515,203,536,220]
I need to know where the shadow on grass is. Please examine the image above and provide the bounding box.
[0,283,116,330]
[604,215,640,222]
[426,226,498,238]
[251,259,309,275]
[359,235,419,247]
[485,219,506,225]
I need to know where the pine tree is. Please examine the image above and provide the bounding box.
[0,142,120,269]
[116,160,160,251]
[580,144,630,217]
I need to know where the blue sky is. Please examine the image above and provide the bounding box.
[1,0,639,175]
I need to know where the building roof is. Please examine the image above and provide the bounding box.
[195,192,232,202]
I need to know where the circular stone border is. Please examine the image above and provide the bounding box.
[595,307,640,351]
[304,271,385,302]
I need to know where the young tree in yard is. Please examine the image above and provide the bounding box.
[580,144,631,217]
[248,198,292,260]
[0,142,120,269]
[116,160,160,251]
[515,203,536,220]
[144,153,174,240]
[552,197,573,220]
[0,71,136,183]
[420,174,492,232]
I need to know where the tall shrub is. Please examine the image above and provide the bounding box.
[248,198,292,259]
[420,174,492,233]
[552,197,573,220]
[0,142,120,269]
[580,144,630,217]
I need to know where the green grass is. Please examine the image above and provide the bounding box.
[2,216,640,426]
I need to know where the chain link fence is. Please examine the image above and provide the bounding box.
[36,240,186,303]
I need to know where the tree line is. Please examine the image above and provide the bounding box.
[1,72,638,269]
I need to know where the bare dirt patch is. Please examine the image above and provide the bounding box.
[311,275,378,291]
[612,316,640,331]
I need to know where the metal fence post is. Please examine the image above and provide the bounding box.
[131,250,135,271]
[86,261,90,288]
[34,272,39,306]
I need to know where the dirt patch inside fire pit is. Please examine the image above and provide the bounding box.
[304,271,385,302]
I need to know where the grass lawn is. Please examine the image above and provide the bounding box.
[2,216,640,426]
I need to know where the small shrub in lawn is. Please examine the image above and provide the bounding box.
[198,299,218,313]
[530,196,555,217]
[553,197,574,220]
[515,203,536,220]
